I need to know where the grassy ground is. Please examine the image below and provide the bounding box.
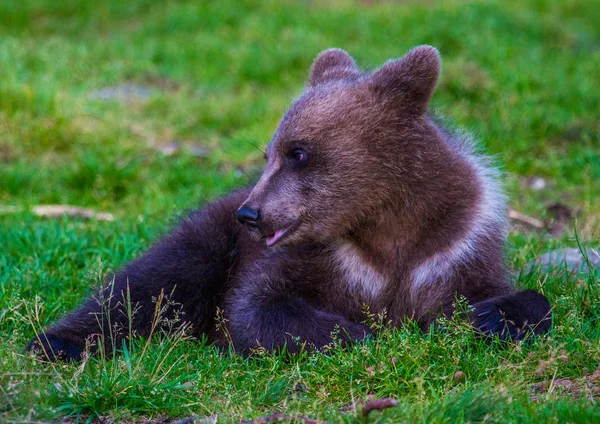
[1,0,599,422]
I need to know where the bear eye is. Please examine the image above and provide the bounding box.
[289,148,308,163]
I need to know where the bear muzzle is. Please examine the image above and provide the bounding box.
[236,206,260,232]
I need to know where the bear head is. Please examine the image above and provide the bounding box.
[238,46,443,247]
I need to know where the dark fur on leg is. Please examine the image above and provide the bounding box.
[471,290,552,341]
[228,291,373,354]
[26,190,250,361]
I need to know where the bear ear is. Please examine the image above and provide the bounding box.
[309,48,360,86]
[369,45,441,115]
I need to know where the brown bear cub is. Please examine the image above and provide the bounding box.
[28,46,551,361]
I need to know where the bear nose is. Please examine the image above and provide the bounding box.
[237,206,260,228]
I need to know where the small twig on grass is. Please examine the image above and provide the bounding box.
[361,398,399,417]
[508,209,544,229]
[236,413,328,424]
[32,205,114,221]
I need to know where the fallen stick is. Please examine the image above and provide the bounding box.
[32,205,114,221]
[361,398,399,417]
[508,209,544,229]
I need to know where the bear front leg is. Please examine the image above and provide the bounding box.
[471,290,552,341]
[27,191,248,361]
[227,289,373,354]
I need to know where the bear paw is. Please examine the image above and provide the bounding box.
[27,333,83,362]
[471,291,551,341]
[472,301,525,341]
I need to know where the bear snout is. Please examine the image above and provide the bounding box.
[236,206,260,231]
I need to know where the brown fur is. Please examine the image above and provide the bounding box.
[28,46,551,361]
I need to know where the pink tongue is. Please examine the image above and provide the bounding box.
[266,229,286,247]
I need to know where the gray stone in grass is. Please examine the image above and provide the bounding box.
[89,83,152,101]
[189,145,211,158]
[528,248,600,274]
[529,177,547,191]
[157,141,180,156]
[156,141,211,158]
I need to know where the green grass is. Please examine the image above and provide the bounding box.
[1,0,599,422]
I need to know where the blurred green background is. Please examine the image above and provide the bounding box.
[0,0,598,220]
[0,0,599,422]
